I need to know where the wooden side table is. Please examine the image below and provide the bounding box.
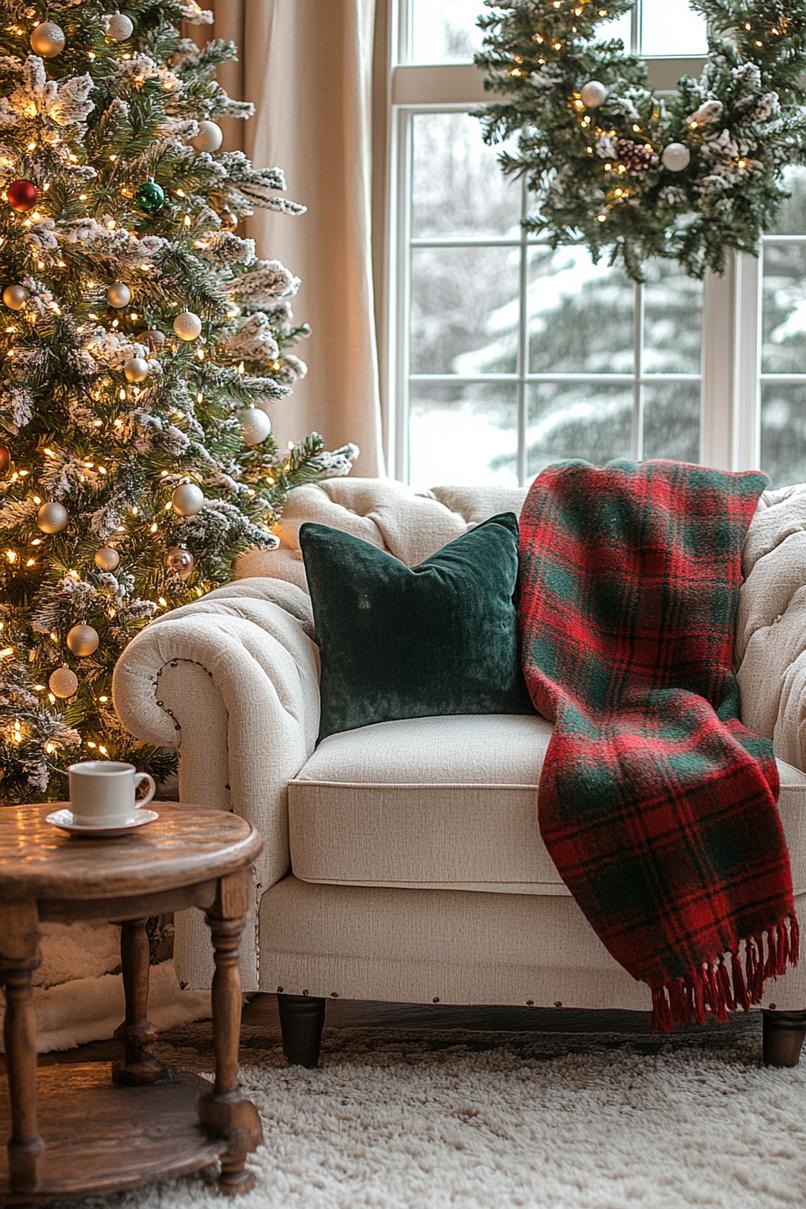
[0,802,264,1204]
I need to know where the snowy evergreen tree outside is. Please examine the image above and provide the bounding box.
[0,1,357,803]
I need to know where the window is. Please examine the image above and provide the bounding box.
[385,1,806,489]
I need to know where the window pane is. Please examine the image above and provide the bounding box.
[640,0,707,55]
[411,245,519,374]
[642,383,700,462]
[761,384,806,487]
[762,243,806,375]
[409,0,483,63]
[601,9,633,49]
[528,247,634,375]
[527,384,632,473]
[643,262,702,375]
[767,167,806,236]
[411,113,521,240]
[409,383,518,486]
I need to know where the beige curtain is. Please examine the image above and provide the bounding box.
[207,0,385,474]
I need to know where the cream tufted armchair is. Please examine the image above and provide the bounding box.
[113,478,806,1068]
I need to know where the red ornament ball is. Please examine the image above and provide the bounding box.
[7,179,38,213]
[0,444,10,473]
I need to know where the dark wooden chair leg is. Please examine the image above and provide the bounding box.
[278,995,326,1068]
[763,1009,806,1067]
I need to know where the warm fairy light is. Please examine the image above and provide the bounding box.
[98,744,108,755]
[26,558,35,567]
[6,550,17,563]
[158,596,168,607]
[0,647,14,659]
[45,742,56,754]
[98,695,109,703]
[31,538,41,546]
[150,522,158,532]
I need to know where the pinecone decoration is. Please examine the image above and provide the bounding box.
[616,138,660,172]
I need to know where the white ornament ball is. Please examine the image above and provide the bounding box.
[240,406,272,446]
[94,546,120,571]
[191,121,224,154]
[173,310,202,341]
[107,281,131,309]
[36,501,68,534]
[49,666,78,699]
[30,21,65,58]
[171,483,204,516]
[166,545,196,580]
[124,356,149,383]
[104,12,134,41]
[580,80,608,108]
[3,284,29,311]
[66,624,99,658]
[661,142,691,172]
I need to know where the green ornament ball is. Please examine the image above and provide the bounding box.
[136,181,166,214]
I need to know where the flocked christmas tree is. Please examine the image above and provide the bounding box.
[0,1,357,803]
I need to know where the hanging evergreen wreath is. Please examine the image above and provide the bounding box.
[474,0,806,280]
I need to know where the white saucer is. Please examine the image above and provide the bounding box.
[46,808,159,838]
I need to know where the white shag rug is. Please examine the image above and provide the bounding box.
[53,1014,806,1209]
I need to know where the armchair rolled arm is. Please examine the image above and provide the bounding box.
[113,577,320,891]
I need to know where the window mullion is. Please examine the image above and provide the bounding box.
[700,263,735,470]
[733,252,762,470]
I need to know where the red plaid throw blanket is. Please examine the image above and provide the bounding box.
[518,460,798,1031]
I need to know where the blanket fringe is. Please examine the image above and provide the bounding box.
[650,914,799,1033]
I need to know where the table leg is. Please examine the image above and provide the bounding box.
[0,902,44,1196]
[199,871,262,1195]
[113,918,172,1086]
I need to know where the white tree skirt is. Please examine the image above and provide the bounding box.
[0,922,209,1052]
[50,1015,806,1209]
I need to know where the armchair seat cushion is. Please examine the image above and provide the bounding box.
[289,713,806,896]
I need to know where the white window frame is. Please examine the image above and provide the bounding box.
[383,2,762,484]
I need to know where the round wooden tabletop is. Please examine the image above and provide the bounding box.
[0,802,263,901]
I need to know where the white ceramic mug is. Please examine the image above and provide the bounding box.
[68,760,156,826]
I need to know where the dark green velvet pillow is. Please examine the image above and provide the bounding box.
[300,512,534,740]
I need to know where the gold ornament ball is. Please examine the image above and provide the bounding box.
[107,281,131,309]
[219,206,238,232]
[580,80,608,108]
[0,444,10,473]
[36,501,68,534]
[94,546,120,571]
[104,12,134,41]
[124,356,149,383]
[173,310,202,341]
[171,483,204,516]
[66,624,99,658]
[191,121,223,154]
[49,666,79,699]
[240,406,272,446]
[139,328,165,352]
[30,20,65,57]
[166,545,196,580]
[3,284,29,311]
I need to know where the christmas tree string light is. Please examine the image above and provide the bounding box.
[475,0,806,280]
[0,2,358,802]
